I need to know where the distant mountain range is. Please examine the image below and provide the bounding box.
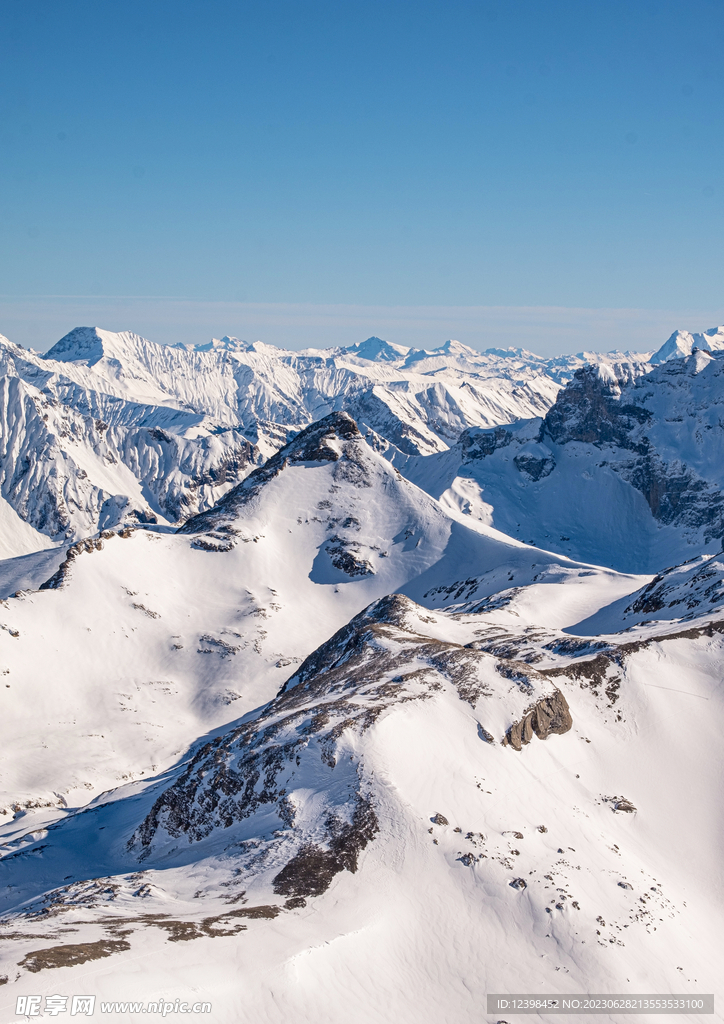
[0,322,692,558]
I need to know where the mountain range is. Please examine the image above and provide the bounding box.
[0,324,722,1023]
[0,324,656,561]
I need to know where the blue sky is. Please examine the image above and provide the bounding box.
[0,0,722,350]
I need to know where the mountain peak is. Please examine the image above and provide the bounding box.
[437,339,478,357]
[178,411,362,536]
[402,338,480,367]
[44,326,158,366]
[44,326,107,364]
[344,337,410,361]
[192,335,252,353]
[651,325,724,364]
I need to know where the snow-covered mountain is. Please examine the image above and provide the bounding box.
[1,323,724,1020]
[0,427,722,1015]
[650,325,724,364]
[0,412,637,816]
[0,326,651,558]
[403,348,724,574]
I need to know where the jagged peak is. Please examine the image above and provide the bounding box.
[278,410,361,460]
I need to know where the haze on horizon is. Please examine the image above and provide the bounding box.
[0,0,722,352]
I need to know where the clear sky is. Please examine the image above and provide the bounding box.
[0,0,722,350]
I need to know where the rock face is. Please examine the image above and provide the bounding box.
[502,689,573,751]
[541,355,724,549]
[513,446,556,481]
[543,365,652,450]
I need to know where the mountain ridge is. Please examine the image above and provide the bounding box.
[0,323,676,559]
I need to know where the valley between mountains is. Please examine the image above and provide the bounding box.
[0,326,722,1023]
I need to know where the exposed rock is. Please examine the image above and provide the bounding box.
[616,454,724,541]
[272,797,378,898]
[461,426,513,461]
[39,536,108,591]
[513,448,556,481]
[613,799,636,813]
[179,412,363,537]
[503,689,572,751]
[543,365,651,451]
[477,723,495,743]
[541,356,724,547]
[326,540,375,577]
[19,939,131,972]
[624,551,724,621]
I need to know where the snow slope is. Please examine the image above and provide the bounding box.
[1,590,722,1022]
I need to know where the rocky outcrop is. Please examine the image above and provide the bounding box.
[543,365,651,451]
[624,551,724,621]
[460,425,513,461]
[503,689,572,751]
[513,447,555,481]
[616,454,724,542]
